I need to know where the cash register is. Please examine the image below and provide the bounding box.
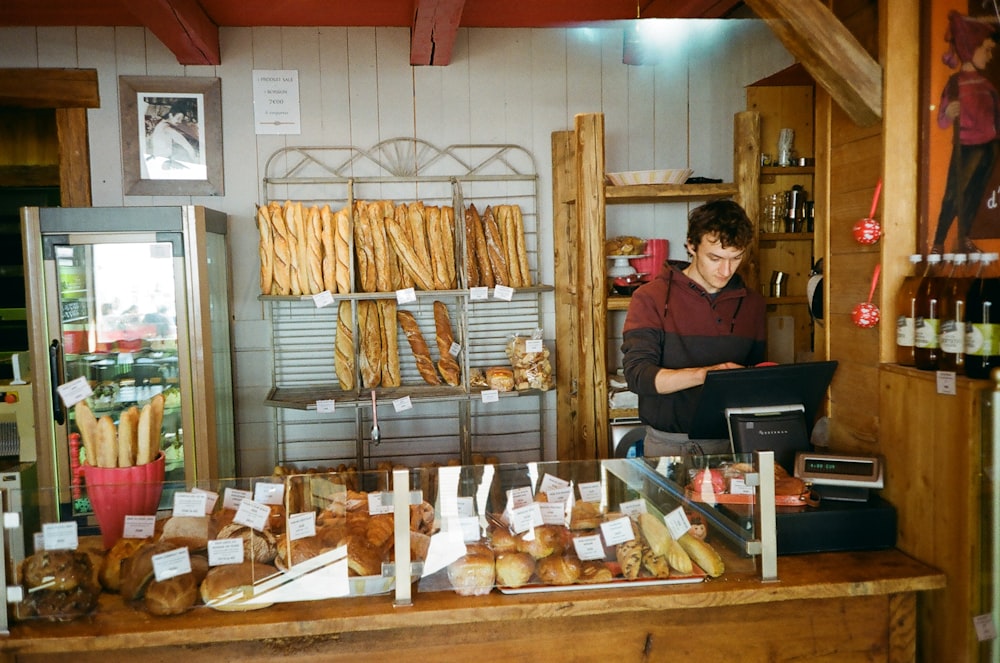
[689,361,897,555]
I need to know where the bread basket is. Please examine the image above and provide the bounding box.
[607,169,693,186]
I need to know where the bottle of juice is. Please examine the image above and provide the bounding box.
[966,252,1000,379]
[914,253,946,370]
[895,253,924,366]
[938,253,971,372]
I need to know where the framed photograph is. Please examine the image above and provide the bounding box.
[119,76,224,196]
[921,2,1000,254]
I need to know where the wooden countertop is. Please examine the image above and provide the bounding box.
[1,549,944,657]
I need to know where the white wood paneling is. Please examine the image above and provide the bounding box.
[36,27,78,68]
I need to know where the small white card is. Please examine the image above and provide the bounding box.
[493,285,514,301]
[572,534,606,561]
[600,516,635,546]
[233,498,273,531]
[123,515,156,539]
[287,511,317,541]
[578,481,602,503]
[254,482,285,506]
[449,342,461,357]
[316,399,336,413]
[56,376,92,409]
[539,474,570,494]
[173,491,208,518]
[42,521,78,551]
[459,515,482,543]
[506,486,534,510]
[545,486,573,505]
[396,287,417,304]
[538,501,566,525]
[936,370,957,396]
[509,503,544,534]
[367,491,393,515]
[619,499,647,519]
[223,487,252,511]
[481,389,499,403]
[393,395,413,412]
[152,547,192,582]
[469,286,489,301]
[191,487,220,514]
[311,290,334,308]
[525,339,544,353]
[664,507,692,540]
[973,613,998,642]
[208,538,244,566]
[729,477,755,495]
[455,496,475,517]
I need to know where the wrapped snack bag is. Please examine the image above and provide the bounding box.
[505,330,554,391]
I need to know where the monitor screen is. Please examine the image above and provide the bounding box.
[687,360,838,440]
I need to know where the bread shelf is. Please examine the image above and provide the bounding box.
[605,182,738,204]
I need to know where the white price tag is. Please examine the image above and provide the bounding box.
[56,376,92,409]
[538,501,566,525]
[525,339,544,353]
[449,342,461,357]
[539,473,570,494]
[287,511,317,541]
[123,515,156,539]
[208,538,244,566]
[172,491,208,518]
[578,481,602,503]
[936,370,957,396]
[223,487,252,511]
[152,547,192,582]
[481,389,499,403]
[493,285,514,301]
[42,522,78,551]
[459,515,482,543]
[509,503,543,534]
[233,498,272,531]
[619,499,647,519]
[393,395,413,412]
[974,613,998,642]
[600,516,635,546]
[545,486,573,505]
[664,507,692,541]
[311,290,334,308]
[367,491,394,515]
[316,399,336,413]
[729,477,755,495]
[254,482,285,506]
[572,534,606,561]
[396,287,417,304]
[506,486,534,510]
[191,487,219,514]
[469,286,489,301]
[33,531,44,552]
[455,496,475,518]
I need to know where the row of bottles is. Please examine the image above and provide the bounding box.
[896,251,1000,378]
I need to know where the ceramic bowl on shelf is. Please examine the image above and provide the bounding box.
[606,169,694,186]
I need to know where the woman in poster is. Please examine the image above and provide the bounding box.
[929,10,1000,255]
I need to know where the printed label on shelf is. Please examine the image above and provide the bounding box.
[56,376,92,409]
[525,339,544,353]
[509,503,544,534]
[572,534,606,561]
[665,507,692,540]
[578,481,602,503]
[123,515,156,539]
[396,287,417,304]
[233,498,272,531]
[601,517,635,547]
[619,499,647,519]
[192,487,220,513]
[152,547,192,582]
[173,491,208,518]
[208,538,244,566]
[469,286,489,301]
[42,521,78,551]
[368,491,393,515]
[287,511,317,541]
[481,389,499,403]
[312,290,334,308]
[538,501,565,525]
[493,285,514,301]
[254,482,285,505]
[539,473,570,494]
[223,487,252,511]
[393,395,413,412]
[316,399,336,413]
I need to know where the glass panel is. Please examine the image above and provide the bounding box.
[54,241,184,518]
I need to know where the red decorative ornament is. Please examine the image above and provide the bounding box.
[853,179,883,245]
[851,264,882,328]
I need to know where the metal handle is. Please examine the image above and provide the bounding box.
[49,339,65,425]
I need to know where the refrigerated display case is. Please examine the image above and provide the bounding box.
[20,205,235,527]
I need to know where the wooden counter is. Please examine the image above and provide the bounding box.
[1,549,944,663]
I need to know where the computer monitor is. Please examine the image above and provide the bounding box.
[687,360,838,444]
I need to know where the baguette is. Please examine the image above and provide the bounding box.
[369,201,392,292]
[334,207,352,294]
[148,393,165,464]
[638,512,693,575]
[406,202,433,279]
[96,415,117,468]
[334,301,356,390]
[463,206,481,287]
[295,202,312,294]
[378,300,401,387]
[137,402,153,467]
[482,206,510,287]
[513,204,531,287]
[397,310,441,385]
[320,205,336,293]
[256,205,273,295]
[284,201,302,296]
[307,205,324,295]
[358,300,381,388]
[677,533,725,578]
[394,204,415,289]
[468,204,494,287]
[354,202,377,293]
[441,206,457,288]
[433,300,461,386]
[75,400,98,467]
[385,215,435,290]
[269,201,291,296]
[426,206,449,290]
[117,406,139,468]
[497,205,521,287]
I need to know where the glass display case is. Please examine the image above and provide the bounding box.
[0,455,777,624]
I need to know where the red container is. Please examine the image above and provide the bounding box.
[63,330,87,355]
[83,452,165,548]
[630,238,669,280]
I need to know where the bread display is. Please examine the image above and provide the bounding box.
[79,392,163,470]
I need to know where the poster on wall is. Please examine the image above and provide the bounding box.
[137,92,206,181]
[252,70,301,135]
[923,1,1000,254]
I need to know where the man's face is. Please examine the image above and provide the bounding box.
[686,233,744,293]
[973,38,996,70]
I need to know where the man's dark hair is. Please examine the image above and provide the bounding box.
[687,199,754,250]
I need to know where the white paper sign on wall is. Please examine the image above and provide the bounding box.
[253,70,301,135]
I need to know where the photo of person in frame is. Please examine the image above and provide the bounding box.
[138,93,206,181]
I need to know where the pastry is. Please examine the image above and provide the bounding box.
[570,500,602,530]
[397,309,442,385]
[440,205,457,288]
[536,553,581,585]
[516,525,565,559]
[75,401,98,468]
[485,366,514,392]
[488,527,519,553]
[161,515,214,551]
[116,405,139,467]
[616,539,642,580]
[579,560,614,584]
[17,550,100,621]
[447,543,495,596]
[512,204,531,286]
[677,532,725,577]
[120,541,183,601]
[217,522,278,564]
[638,512,692,574]
[296,202,312,295]
[497,205,522,287]
[99,537,146,592]
[407,201,434,279]
[426,205,449,290]
[369,200,392,292]
[494,551,535,588]
[641,545,672,578]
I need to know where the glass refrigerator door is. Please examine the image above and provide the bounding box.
[53,237,186,517]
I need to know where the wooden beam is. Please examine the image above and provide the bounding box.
[120,0,220,66]
[744,0,882,126]
[0,69,99,108]
[55,108,92,207]
[410,0,465,66]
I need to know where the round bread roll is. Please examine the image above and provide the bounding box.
[120,541,183,601]
[579,560,615,584]
[488,527,518,553]
[200,562,279,612]
[274,536,324,571]
[570,501,603,530]
[517,525,566,559]
[344,535,384,577]
[99,537,146,592]
[447,544,495,596]
[160,516,215,551]
[536,554,582,585]
[217,523,278,564]
[494,552,535,588]
[21,549,90,592]
[144,571,198,616]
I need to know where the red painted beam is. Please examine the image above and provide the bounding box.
[411,0,465,66]
[119,0,220,65]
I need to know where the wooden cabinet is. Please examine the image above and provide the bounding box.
[551,112,759,460]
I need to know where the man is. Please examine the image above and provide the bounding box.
[621,199,766,456]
